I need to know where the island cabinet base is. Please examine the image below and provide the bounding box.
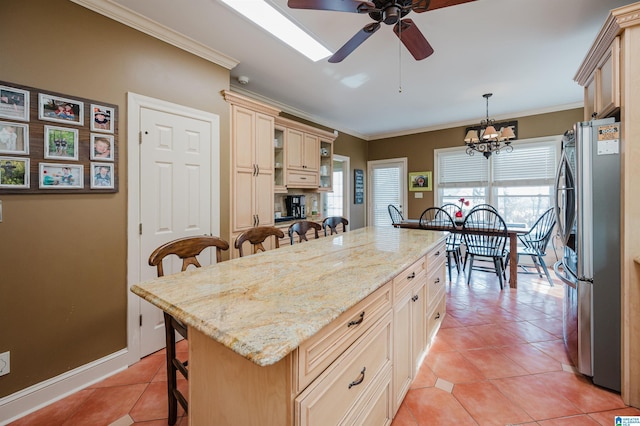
[187,241,447,425]
[189,328,295,426]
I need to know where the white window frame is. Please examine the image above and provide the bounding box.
[434,135,562,220]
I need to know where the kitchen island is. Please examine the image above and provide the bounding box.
[131,226,447,425]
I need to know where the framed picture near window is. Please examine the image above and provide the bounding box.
[0,157,29,188]
[90,134,114,161]
[91,162,114,189]
[0,85,29,121]
[0,121,29,155]
[90,104,114,133]
[38,93,84,126]
[44,125,79,160]
[409,171,432,191]
[39,163,84,189]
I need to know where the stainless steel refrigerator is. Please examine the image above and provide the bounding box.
[553,117,621,392]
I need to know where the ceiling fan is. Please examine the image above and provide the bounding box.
[288,0,476,63]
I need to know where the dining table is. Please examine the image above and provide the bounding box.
[397,219,529,289]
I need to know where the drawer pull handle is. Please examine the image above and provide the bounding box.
[434,277,440,284]
[411,294,419,302]
[435,251,441,256]
[348,367,366,389]
[407,272,416,279]
[348,311,365,327]
[435,312,441,319]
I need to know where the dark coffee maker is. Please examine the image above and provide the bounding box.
[285,195,306,219]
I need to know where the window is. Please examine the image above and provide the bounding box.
[435,136,561,225]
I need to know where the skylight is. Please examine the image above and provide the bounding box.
[219,0,331,62]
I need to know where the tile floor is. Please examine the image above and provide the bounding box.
[9,266,640,425]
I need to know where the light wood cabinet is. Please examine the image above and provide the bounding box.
[275,116,336,190]
[223,91,280,258]
[580,36,620,120]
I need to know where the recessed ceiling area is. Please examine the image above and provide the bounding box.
[99,0,633,139]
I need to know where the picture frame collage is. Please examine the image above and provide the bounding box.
[0,81,117,193]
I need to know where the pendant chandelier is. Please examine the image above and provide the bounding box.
[464,93,516,159]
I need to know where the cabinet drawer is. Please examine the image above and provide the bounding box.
[296,312,393,426]
[427,294,446,343]
[287,170,319,188]
[426,262,445,311]
[342,367,392,426]
[425,243,446,269]
[297,282,392,392]
[392,257,425,302]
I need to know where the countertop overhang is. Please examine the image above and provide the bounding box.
[131,226,447,366]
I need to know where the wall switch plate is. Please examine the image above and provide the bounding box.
[0,351,9,376]
[0,200,3,222]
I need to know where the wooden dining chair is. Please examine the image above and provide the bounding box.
[387,204,404,227]
[235,226,285,257]
[419,207,461,281]
[462,208,508,289]
[288,220,322,245]
[148,235,230,425]
[322,216,349,236]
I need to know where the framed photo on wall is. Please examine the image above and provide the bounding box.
[0,121,29,155]
[409,171,432,191]
[39,163,84,189]
[90,162,114,189]
[90,134,114,161]
[0,157,29,188]
[44,125,79,160]
[0,85,29,121]
[90,104,114,133]
[39,93,84,126]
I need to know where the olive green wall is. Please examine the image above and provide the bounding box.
[0,0,231,397]
[368,108,584,219]
[334,132,368,230]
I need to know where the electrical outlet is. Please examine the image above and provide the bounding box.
[0,351,10,376]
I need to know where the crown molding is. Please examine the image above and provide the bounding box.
[69,0,239,70]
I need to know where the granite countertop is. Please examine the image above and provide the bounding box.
[131,226,446,366]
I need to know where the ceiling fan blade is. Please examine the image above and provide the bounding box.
[393,19,434,60]
[412,0,475,13]
[288,0,376,13]
[329,22,380,63]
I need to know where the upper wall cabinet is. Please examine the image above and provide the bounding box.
[275,116,336,190]
[577,36,620,120]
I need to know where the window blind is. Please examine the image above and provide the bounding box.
[372,166,400,226]
[438,149,489,188]
[492,141,558,186]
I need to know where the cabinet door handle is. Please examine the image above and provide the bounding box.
[256,165,260,175]
[435,312,441,319]
[256,215,260,226]
[434,251,441,256]
[347,311,365,327]
[434,277,440,284]
[407,271,416,280]
[411,294,419,302]
[348,367,366,389]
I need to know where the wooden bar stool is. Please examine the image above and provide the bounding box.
[235,226,285,257]
[288,220,322,244]
[322,216,349,236]
[148,235,229,425]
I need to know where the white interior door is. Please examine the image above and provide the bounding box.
[368,158,407,226]
[127,99,219,358]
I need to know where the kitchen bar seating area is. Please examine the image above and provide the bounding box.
[9,268,639,425]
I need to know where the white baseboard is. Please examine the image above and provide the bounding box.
[0,349,129,425]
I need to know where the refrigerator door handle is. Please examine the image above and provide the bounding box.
[554,151,575,245]
[554,260,577,289]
